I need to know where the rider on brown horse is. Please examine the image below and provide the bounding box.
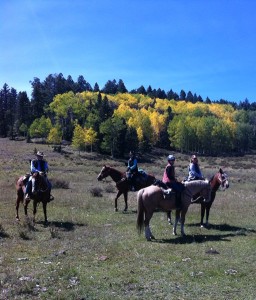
[25,151,53,201]
[126,151,138,191]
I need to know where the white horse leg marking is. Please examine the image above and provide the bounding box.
[173,219,178,235]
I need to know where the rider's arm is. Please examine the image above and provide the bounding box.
[129,158,137,171]
[31,160,39,173]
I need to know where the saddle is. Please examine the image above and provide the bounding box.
[161,188,176,200]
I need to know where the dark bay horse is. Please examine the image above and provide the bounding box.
[137,180,211,240]
[97,165,156,212]
[15,172,51,224]
[166,168,229,227]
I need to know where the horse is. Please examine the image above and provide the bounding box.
[97,165,156,212]
[166,168,229,227]
[15,172,52,224]
[136,180,211,241]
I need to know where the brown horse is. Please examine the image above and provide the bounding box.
[137,180,211,240]
[97,165,156,212]
[166,168,229,227]
[15,172,51,224]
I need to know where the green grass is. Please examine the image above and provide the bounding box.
[0,138,256,299]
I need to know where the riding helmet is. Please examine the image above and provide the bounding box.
[167,154,175,161]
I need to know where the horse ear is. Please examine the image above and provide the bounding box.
[219,168,223,173]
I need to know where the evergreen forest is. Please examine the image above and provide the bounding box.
[1,73,256,157]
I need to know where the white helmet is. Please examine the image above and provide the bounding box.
[167,154,175,161]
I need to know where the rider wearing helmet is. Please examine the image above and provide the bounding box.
[127,151,138,191]
[162,154,184,209]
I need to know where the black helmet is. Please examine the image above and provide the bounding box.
[167,154,175,161]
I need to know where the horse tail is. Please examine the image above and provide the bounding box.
[136,188,145,234]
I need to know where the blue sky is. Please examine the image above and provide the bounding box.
[1,0,256,103]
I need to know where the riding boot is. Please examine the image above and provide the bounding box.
[175,192,182,210]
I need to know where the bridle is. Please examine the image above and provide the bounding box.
[217,172,229,191]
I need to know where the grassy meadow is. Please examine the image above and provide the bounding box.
[0,138,256,300]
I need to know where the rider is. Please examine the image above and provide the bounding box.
[162,154,185,209]
[126,150,138,191]
[187,154,204,181]
[25,151,53,201]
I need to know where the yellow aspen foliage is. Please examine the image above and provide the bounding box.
[113,93,138,107]
[47,127,62,144]
[72,124,85,151]
[208,103,235,121]
[149,111,167,140]
[113,103,134,121]
[137,127,143,142]
[84,127,98,152]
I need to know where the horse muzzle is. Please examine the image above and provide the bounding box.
[97,175,103,181]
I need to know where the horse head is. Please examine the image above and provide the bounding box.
[32,172,49,197]
[216,168,229,190]
[97,165,110,181]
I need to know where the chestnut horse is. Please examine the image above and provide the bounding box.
[15,172,51,224]
[97,165,156,212]
[137,180,211,241]
[166,168,229,227]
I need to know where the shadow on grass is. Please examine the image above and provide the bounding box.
[151,233,237,244]
[0,231,9,238]
[187,222,256,233]
[36,220,87,231]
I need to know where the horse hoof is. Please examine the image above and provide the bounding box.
[114,208,118,212]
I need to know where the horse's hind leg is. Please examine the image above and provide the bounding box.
[167,211,172,225]
[173,210,180,235]
[16,197,21,220]
[144,211,154,241]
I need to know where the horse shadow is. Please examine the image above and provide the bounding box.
[151,233,237,244]
[187,222,256,234]
[151,223,255,244]
[37,220,87,231]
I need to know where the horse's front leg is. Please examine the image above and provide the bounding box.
[23,198,30,219]
[32,200,37,224]
[200,204,206,227]
[205,202,213,227]
[42,201,48,225]
[114,190,122,212]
